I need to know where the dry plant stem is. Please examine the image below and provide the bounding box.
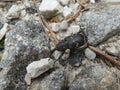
[88,45,120,68]
[66,0,89,23]
[33,0,58,44]
[40,16,58,44]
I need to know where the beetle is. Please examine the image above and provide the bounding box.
[49,31,88,65]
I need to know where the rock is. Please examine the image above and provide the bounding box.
[51,23,61,32]
[39,0,63,18]
[60,20,68,30]
[79,4,120,45]
[71,3,79,11]
[90,0,96,3]
[69,64,119,90]
[63,6,73,19]
[0,23,10,40]
[51,20,68,32]
[25,7,37,14]
[0,20,50,90]
[5,4,25,19]
[0,8,7,23]
[68,25,80,34]
[85,48,96,60]
[101,0,120,3]
[99,34,120,57]
[25,58,54,85]
[29,69,66,90]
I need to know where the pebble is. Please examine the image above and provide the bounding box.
[25,58,54,85]
[51,20,68,32]
[90,0,96,3]
[51,23,60,32]
[0,23,10,40]
[68,25,80,34]
[39,0,63,18]
[60,20,68,30]
[5,4,25,19]
[63,6,73,19]
[85,48,96,60]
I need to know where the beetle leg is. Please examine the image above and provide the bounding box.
[54,51,65,65]
[48,48,56,60]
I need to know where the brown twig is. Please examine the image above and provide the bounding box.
[88,45,120,68]
[66,0,89,23]
[33,0,58,44]
[40,16,58,44]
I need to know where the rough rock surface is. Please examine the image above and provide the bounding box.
[79,4,120,45]
[0,20,50,90]
[0,0,120,90]
[29,69,66,90]
[69,63,119,90]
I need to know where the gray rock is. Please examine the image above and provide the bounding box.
[101,0,120,3]
[68,25,80,34]
[85,48,96,60]
[63,6,73,19]
[69,64,119,90]
[51,23,61,32]
[0,20,50,90]
[99,34,120,57]
[29,69,66,90]
[79,4,120,45]
[5,4,25,19]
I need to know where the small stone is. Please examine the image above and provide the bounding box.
[51,20,68,32]
[63,6,73,19]
[26,58,54,79]
[39,0,63,18]
[0,23,10,40]
[5,4,25,19]
[51,23,60,32]
[85,48,96,60]
[70,3,79,11]
[68,25,80,34]
[60,20,68,30]
[90,0,95,3]
[57,31,66,40]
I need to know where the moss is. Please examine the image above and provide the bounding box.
[0,39,4,46]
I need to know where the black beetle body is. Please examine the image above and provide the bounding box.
[50,31,88,63]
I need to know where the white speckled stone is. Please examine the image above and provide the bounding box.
[26,58,54,79]
[69,25,80,34]
[51,23,60,32]
[60,20,68,30]
[85,48,96,60]
[39,0,63,18]
[63,6,73,19]
[5,4,25,19]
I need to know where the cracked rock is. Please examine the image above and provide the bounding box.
[0,20,50,90]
